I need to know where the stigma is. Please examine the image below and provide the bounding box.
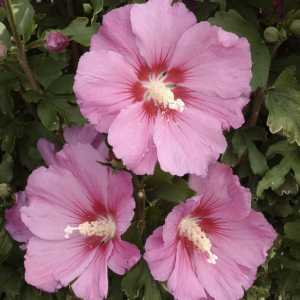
[64,215,116,242]
[178,216,218,264]
[143,73,185,112]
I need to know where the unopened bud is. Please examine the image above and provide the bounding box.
[264,27,280,43]
[290,20,300,36]
[83,3,93,16]
[0,183,11,198]
[45,31,70,53]
[0,41,7,59]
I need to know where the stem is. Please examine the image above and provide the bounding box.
[247,88,265,126]
[66,0,81,70]
[4,0,42,93]
[134,176,146,234]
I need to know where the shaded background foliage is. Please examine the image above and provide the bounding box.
[0,0,300,299]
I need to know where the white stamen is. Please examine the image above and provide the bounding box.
[178,216,218,264]
[64,215,116,242]
[143,73,185,112]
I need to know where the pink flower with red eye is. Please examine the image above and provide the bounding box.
[74,0,252,176]
[21,142,140,300]
[5,125,108,252]
[144,163,277,300]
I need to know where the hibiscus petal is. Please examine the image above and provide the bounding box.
[211,211,277,269]
[108,101,156,175]
[72,243,113,300]
[74,50,137,132]
[24,236,97,292]
[63,124,99,145]
[191,249,253,300]
[25,166,96,240]
[169,22,252,99]
[5,192,32,244]
[168,241,206,300]
[144,227,176,282]
[106,171,135,234]
[189,163,251,221]
[130,0,196,68]
[108,238,141,275]
[91,5,143,69]
[153,107,226,176]
[37,139,57,166]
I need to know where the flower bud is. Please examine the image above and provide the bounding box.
[83,3,93,16]
[0,183,11,198]
[45,31,70,53]
[290,19,300,36]
[264,26,280,43]
[0,41,7,59]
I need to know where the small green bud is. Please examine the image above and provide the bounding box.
[279,28,287,40]
[264,27,280,43]
[290,19,300,36]
[83,3,93,16]
[0,183,11,198]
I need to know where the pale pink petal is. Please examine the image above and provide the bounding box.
[130,0,196,67]
[144,227,176,282]
[108,238,141,275]
[55,144,109,209]
[106,171,135,233]
[153,107,226,176]
[211,211,277,270]
[189,163,251,221]
[91,5,143,68]
[63,124,99,145]
[25,236,97,292]
[5,192,32,244]
[163,198,197,243]
[24,164,98,240]
[21,200,78,241]
[72,243,113,300]
[191,249,253,300]
[37,139,57,166]
[187,92,248,130]
[108,101,156,175]
[74,50,137,132]
[169,22,252,99]
[168,241,206,300]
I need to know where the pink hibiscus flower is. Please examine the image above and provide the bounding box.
[144,163,276,300]
[74,0,252,176]
[5,125,140,300]
[5,125,105,248]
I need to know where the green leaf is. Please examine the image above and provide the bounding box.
[285,221,300,242]
[0,266,22,297]
[0,228,13,264]
[30,54,67,88]
[91,0,104,23]
[48,75,74,95]
[37,101,59,131]
[62,17,98,47]
[257,142,300,197]
[247,141,268,175]
[0,22,11,47]
[11,0,36,41]
[122,261,162,300]
[0,154,13,183]
[266,67,300,146]
[209,9,271,90]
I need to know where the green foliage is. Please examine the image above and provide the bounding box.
[0,0,300,299]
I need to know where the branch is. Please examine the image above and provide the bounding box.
[247,88,265,127]
[4,0,42,93]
